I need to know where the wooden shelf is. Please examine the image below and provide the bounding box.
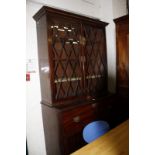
[54,77,82,83]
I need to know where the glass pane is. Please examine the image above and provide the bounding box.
[83,25,107,95]
[50,19,83,100]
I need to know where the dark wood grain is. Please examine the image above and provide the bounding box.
[34,6,129,155]
[114,15,129,97]
[36,14,52,106]
[34,6,109,107]
[42,104,61,155]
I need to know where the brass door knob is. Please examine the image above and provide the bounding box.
[73,116,80,123]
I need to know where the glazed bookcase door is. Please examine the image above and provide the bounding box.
[49,17,83,102]
[82,24,107,97]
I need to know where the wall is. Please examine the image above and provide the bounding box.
[99,0,116,92]
[26,2,46,155]
[28,0,101,18]
[112,0,127,18]
[26,0,127,155]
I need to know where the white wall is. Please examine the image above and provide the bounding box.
[112,0,127,18]
[26,0,127,155]
[99,0,117,92]
[26,2,46,155]
[28,0,101,19]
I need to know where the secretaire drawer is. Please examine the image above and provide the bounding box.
[60,103,97,135]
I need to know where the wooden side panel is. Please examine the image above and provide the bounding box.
[36,15,52,106]
[114,15,129,95]
[42,104,61,155]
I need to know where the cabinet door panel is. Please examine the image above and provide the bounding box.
[49,17,84,102]
[82,24,107,96]
[114,16,129,95]
[117,32,129,87]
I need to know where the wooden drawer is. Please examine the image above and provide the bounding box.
[61,103,97,135]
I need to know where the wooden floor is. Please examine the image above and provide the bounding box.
[71,120,129,155]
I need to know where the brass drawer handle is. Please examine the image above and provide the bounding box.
[73,116,80,123]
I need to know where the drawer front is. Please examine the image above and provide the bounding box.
[61,103,97,135]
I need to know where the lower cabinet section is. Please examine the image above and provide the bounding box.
[42,94,129,155]
[59,103,97,155]
[62,132,86,155]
